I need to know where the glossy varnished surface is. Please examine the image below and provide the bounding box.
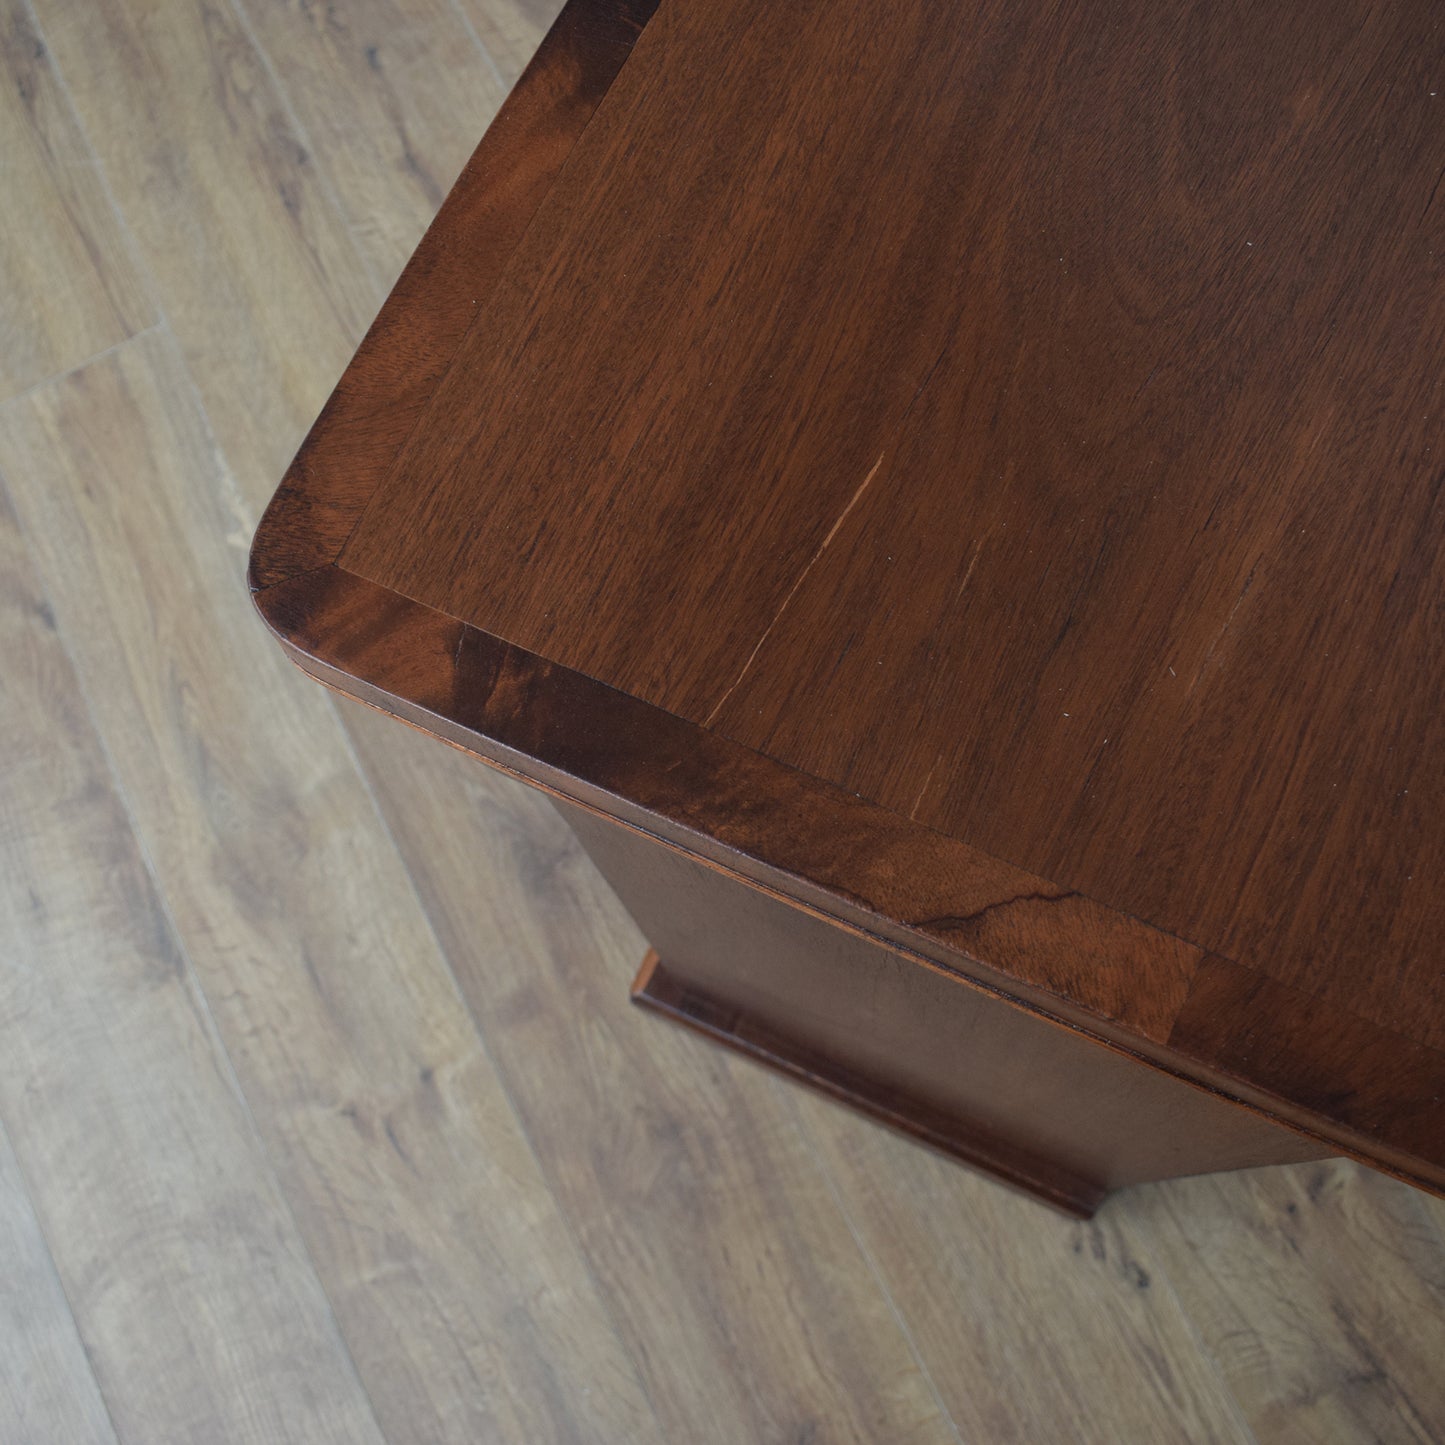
[336,0,1445,1049]
[255,0,1445,1192]
[259,563,1445,1195]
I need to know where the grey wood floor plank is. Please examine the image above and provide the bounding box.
[0,482,385,1445]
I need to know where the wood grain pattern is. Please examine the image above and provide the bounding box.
[256,562,1445,1196]
[259,567,1198,1039]
[337,705,962,1444]
[454,0,563,86]
[249,0,662,587]
[345,693,1445,1443]
[0,485,382,1443]
[718,0,1445,1049]
[341,0,1018,660]
[0,1119,116,1445]
[1169,957,1445,1181]
[7,0,1445,1431]
[570,819,1328,1210]
[230,0,508,283]
[0,334,659,1445]
[30,0,376,489]
[795,1096,1263,1445]
[0,0,151,397]
[1133,1163,1445,1443]
[255,0,1445,1198]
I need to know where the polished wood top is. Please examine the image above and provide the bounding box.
[253,0,1445,1193]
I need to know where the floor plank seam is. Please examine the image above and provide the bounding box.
[0,390,393,1445]
[0,1112,124,1445]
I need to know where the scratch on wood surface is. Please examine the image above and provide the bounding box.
[1189,559,1260,695]
[1423,161,1445,225]
[909,757,941,820]
[703,452,885,727]
[951,535,985,609]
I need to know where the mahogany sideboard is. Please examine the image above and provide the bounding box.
[250,0,1445,1217]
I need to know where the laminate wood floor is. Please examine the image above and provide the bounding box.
[0,1,1442,1439]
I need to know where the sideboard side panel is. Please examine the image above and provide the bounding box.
[558,803,1330,1211]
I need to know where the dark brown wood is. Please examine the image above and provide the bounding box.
[558,806,1330,1219]
[255,562,1445,1202]
[630,951,1106,1219]
[248,0,659,591]
[252,0,1445,1208]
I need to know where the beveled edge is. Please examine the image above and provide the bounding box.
[251,564,1445,1198]
[248,0,1445,1200]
